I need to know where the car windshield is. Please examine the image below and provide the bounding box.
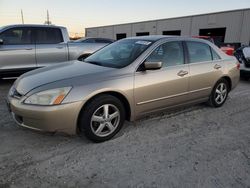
[84,39,153,68]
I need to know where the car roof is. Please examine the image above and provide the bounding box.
[1,24,66,29]
[127,35,209,43]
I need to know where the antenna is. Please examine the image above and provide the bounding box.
[21,9,24,24]
[44,10,52,25]
[47,10,49,25]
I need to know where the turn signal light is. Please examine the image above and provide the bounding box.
[53,94,66,105]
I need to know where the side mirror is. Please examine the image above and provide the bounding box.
[0,39,3,45]
[144,61,162,70]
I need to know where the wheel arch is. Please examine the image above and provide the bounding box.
[220,76,232,91]
[76,91,132,133]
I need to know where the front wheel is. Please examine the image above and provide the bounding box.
[208,78,229,107]
[79,95,125,142]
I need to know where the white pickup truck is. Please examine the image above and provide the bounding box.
[0,24,114,78]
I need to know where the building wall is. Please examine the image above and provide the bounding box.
[113,24,132,38]
[190,10,243,43]
[156,17,192,36]
[85,9,250,45]
[240,9,250,45]
[131,21,157,36]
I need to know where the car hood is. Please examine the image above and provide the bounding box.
[14,61,114,95]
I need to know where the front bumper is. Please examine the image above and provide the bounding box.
[7,96,83,135]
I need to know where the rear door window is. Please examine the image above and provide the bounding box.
[35,28,63,44]
[186,41,212,63]
[211,48,221,60]
[0,27,33,45]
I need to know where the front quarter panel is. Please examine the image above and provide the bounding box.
[63,74,135,119]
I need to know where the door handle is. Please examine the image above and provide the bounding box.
[56,46,63,49]
[25,48,33,50]
[177,70,188,77]
[214,64,222,70]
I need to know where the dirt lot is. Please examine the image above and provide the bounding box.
[0,80,250,188]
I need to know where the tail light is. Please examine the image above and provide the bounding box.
[236,62,240,70]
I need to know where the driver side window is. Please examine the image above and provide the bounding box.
[146,41,184,67]
[0,27,32,45]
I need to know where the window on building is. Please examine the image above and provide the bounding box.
[116,33,127,40]
[162,30,181,36]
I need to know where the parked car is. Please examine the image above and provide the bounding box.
[74,37,115,44]
[7,36,240,142]
[234,46,250,79]
[0,24,113,78]
[192,36,235,56]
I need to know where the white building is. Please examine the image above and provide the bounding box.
[85,8,250,46]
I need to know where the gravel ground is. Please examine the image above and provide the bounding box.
[0,80,250,188]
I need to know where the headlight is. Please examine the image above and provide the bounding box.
[24,87,72,105]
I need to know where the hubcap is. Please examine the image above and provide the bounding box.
[215,83,227,105]
[91,104,120,137]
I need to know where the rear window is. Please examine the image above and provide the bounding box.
[186,41,212,63]
[35,28,63,44]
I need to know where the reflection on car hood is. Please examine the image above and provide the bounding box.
[14,60,114,95]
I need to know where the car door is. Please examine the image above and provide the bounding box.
[0,27,36,71]
[185,41,224,101]
[134,41,189,116]
[35,27,68,67]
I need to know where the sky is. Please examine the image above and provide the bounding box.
[0,0,250,37]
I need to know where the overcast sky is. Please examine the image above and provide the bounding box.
[0,0,249,36]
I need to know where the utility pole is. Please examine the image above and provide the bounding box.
[21,9,24,24]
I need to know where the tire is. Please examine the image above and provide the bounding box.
[79,94,125,142]
[208,78,229,108]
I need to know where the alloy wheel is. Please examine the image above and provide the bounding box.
[215,83,227,105]
[90,104,120,137]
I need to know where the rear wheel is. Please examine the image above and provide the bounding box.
[208,78,229,107]
[79,95,125,142]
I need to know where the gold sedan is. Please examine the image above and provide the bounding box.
[7,36,240,142]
